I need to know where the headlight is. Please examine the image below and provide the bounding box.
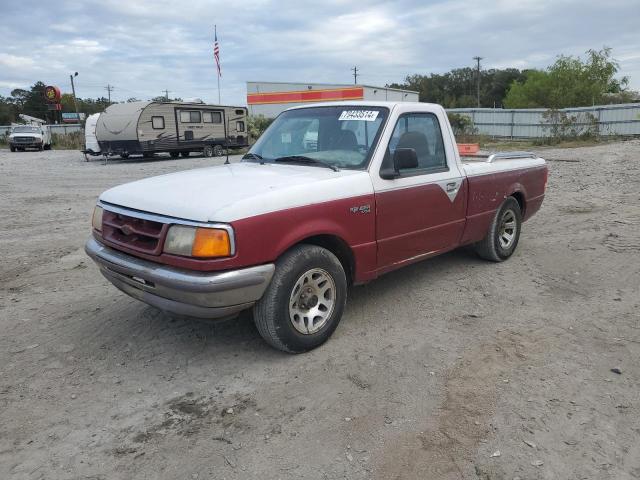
[164,225,232,258]
[92,206,103,231]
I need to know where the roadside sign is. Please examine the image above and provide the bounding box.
[62,112,86,123]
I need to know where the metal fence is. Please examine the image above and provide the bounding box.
[447,103,640,138]
[0,124,82,137]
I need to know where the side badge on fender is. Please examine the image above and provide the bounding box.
[350,204,371,214]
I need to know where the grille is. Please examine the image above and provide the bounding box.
[15,137,35,143]
[102,209,167,255]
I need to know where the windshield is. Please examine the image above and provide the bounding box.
[13,126,40,133]
[246,106,388,170]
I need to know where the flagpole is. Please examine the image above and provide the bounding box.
[215,25,221,104]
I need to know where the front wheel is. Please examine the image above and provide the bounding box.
[213,145,224,157]
[253,245,347,353]
[475,197,522,262]
[203,145,215,157]
[10,145,15,152]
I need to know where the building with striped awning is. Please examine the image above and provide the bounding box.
[247,81,419,118]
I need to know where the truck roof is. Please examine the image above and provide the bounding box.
[284,100,439,111]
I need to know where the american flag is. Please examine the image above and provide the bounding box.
[214,28,221,77]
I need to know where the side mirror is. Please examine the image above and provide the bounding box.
[380,148,418,179]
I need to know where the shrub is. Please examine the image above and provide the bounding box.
[540,109,599,144]
[448,112,478,143]
[247,115,274,142]
[52,131,84,150]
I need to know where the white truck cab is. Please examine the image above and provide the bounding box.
[9,124,52,152]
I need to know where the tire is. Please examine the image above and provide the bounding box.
[44,144,51,150]
[213,145,224,157]
[475,197,522,262]
[203,145,215,157]
[120,153,130,159]
[180,151,190,158]
[10,145,15,152]
[169,151,180,159]
[253,245,347,353]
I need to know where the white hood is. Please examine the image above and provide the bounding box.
[99,162,373,223]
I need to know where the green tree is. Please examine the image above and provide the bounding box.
[389,67,526,108]
[0,95,16,124]
[504,47,629,108]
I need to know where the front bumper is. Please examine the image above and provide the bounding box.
[85,237,274,318]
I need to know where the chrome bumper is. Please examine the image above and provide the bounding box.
[85,237,274,319]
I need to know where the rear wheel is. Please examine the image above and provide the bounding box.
[475,197,522,262]
[213,145,224,157]
[169,151,180,159]
[253,245,347,353]
[121,153,130,159]
[180,151,190,158]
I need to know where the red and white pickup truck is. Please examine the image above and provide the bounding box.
[86,102,547,352]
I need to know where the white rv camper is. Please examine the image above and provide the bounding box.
[96,101,248,158]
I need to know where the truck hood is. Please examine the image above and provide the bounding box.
[99,162,374,223]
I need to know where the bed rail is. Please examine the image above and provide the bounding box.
[485,151,537,163]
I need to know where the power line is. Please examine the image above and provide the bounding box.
[473,56,483,107]
[352,66,359,85]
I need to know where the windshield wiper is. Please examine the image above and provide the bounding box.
[242,152,265,164]
[274,155,340,172]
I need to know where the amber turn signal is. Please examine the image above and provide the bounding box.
[191,227,231,258]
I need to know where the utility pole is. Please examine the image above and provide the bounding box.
[163,89,171,101]
[473,56,482,108]
[70,72,80,124]
[352,66,359,85]
[104,84,114,104]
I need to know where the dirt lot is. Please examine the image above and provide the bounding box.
[1,143,639,480]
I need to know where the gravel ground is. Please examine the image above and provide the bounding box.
[1,143,639,480]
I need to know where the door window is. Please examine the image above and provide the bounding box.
[385,113,447,175]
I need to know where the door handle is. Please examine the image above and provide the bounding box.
[446,182,458,192]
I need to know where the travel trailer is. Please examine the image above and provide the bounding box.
[96,101,249,158]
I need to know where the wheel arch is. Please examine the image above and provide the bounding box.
[284,234,356,285]
[510,190,526,217]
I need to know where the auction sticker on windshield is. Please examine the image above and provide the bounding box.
[339,110,379,121]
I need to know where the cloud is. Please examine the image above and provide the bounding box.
[0,0,638,105]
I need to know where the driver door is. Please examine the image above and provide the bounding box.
[373,111,467,270]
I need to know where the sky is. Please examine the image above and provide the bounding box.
[1,0,639,106]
